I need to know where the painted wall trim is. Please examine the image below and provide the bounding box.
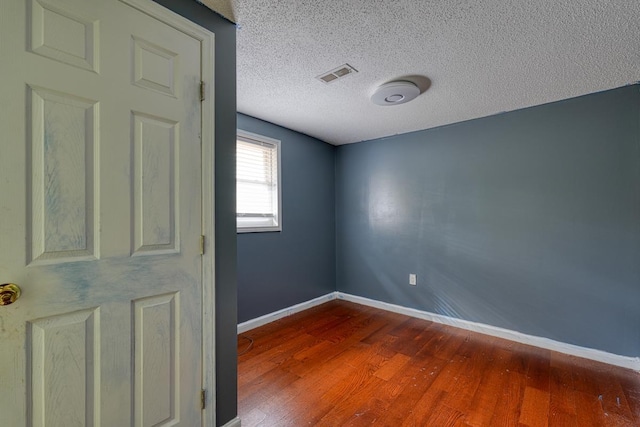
[221,416,241,427]
[237,293,336,334]
[336,292,640,372]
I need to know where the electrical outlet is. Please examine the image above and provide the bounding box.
[409,274,417,286]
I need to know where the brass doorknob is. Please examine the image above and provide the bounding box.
[0,283,21,306]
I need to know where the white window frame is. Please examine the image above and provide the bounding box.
[236,129,282,233]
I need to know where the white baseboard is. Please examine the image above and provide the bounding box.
[237,293,337,334]
[336,292,640,372]
[236,291,639,371]
[221,416,241,427]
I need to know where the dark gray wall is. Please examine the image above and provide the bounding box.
[153,1,237,424]
[237,114,336,323]
[336,85,640,357]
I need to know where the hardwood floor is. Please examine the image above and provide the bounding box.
[237,300,640,426]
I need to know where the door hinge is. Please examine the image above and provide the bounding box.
[200,81,205,101]
[201,389,206,410]
[199,235,205,255]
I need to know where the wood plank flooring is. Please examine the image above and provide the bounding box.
[237,300,640,426]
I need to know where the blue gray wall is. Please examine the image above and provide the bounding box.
[237,114,336,323]
[153,1,237,424]
[336,85,640,357]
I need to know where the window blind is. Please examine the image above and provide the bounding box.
[237,134,280,231]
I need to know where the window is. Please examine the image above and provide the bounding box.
[236,130,281,232]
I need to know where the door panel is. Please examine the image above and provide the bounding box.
[132,112,180,256]
[133,292,179,426]
[28,308,101,427]
[29,0,100,72]
[28,85,99,264]
[0,0,204,425]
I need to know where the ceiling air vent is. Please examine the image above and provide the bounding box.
[317,64,358,84]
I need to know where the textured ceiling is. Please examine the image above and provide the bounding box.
[204,0,640,145]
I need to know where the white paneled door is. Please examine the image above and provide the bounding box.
[0,0,210,425]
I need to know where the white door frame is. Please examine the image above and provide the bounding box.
[119,1,216,426]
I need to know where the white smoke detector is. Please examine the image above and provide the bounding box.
[371,81,420,106]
